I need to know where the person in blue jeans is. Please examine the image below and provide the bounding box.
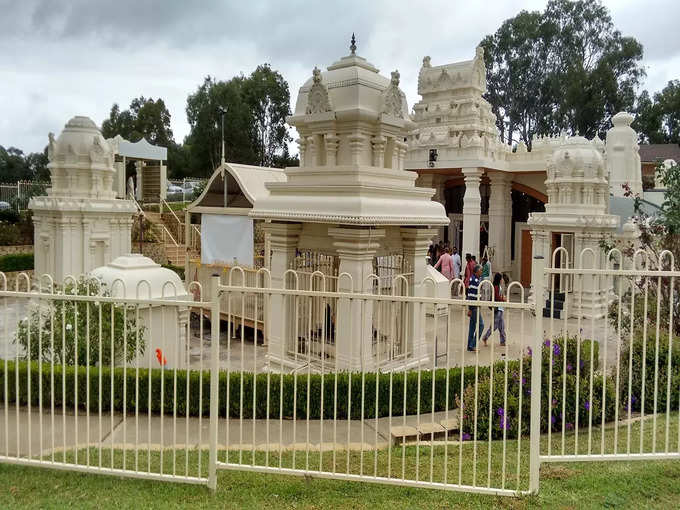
[466,264,484,351]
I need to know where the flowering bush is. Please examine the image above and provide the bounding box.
[460,336,616,440]
[14,277,145,366]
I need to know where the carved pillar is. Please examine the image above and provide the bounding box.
[325,134,340,166]
[348,134,364,165]
[462,167,483,259]
[395,140,408,171]
[306,136,316,167]
[401,227,436,364]
[263,222,302,369]
[297,138,307,167]
[329,226,384,371]
[371,136,386,167]
[488,172,512,273]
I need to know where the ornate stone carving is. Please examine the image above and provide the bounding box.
[305,67,332,115]
[381,70,404,118]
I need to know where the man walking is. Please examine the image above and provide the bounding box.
[452,246,462,280]
[466,264,484,352]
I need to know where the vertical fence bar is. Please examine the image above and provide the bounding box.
[529,255,545,493]
[208,276,220,490]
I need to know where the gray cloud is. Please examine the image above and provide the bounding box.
[0,0,676,153]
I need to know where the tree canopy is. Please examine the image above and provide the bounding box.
[184,64,292,177]
[0,145,49,183]
[101,97,174,147]
[634,80,680,144]
[481,0,645,147]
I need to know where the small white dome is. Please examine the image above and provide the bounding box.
[293,52,408,119]
[90,254,187,300]
[548,136,605,180]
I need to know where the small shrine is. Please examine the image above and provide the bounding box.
[29,116,136,283]
[528,136,619,319]
[250,36,448,371]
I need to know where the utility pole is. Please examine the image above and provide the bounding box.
[218,106,227,165]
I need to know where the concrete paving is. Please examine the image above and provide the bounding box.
[0,405,464,457]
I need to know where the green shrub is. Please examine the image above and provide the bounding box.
[461,336,614,440]
[0,208,20,224]
[14,277,145,366]
[0,360,496,420]
[0,252,34,272]
[619,334,680,415]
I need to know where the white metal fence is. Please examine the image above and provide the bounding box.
[0,181,49,211]
[0,248,679,495]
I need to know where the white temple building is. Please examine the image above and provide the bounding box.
[30,116,136,283]
[404,47,641,286]
[250,40,448,371]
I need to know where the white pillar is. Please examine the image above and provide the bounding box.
[401,227,435,364]
[329,227,384,371]
[488,172,512,273]
[462,167,483,259]
[264,222,301,369]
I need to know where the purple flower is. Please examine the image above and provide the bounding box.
[497,407,504,416]
[631,395,638,404]
[551,414,556,424]
[462,432,472,441]
[553,344,561,357]
[585,400,591,411]
[566,422,574,431]
[521,377,526,386]
[566,363,573,373]
[579,360,585,369]
[527,347,533,356]
[544,339,551,347]
[498,416,510,430]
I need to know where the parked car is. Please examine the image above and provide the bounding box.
[167,184,183,194]
[0,201,10,210]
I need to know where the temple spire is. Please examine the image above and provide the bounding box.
[350,33,356,55]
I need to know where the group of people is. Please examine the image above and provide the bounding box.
[428,240,507,353]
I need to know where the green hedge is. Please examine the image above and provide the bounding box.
[0,360,505,420]
[0,252,34,272]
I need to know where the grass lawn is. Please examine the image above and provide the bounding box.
[1,414,679,508]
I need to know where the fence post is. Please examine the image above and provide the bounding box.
[208,275,221,490]
[529,254,546,493]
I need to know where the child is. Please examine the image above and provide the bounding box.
[481,272,507,346]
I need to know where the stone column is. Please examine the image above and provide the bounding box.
[329,227,384,371]
[306,136,316,167]
[135,161,144,201]
[371,136,386,167]
[325,134,340,166]
[488,172,512,273]
[297,138,307,167]
[348,134,364,165]
[462,167,483,259]
[395,140,408,171]
[263,222,301,369]
[528,228,549,307]
[401,227,435,365]
[573,232,608,319]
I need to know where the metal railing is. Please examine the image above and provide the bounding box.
[0,181,49,211]
[129,194,179,247]
[1,248,679,496]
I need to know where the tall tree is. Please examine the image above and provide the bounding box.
[0,146,48,183]
[244,64,292,167]
[101,97,174,147]
[185,76,256,176]
[481,0,644,147]
[184,65,292,176]
[634,80,680,144]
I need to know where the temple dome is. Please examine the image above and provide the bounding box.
[45,115,117,199]
[547,136,605,181]
[290,51,408,122]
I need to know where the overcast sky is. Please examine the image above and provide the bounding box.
[1,0,678,155]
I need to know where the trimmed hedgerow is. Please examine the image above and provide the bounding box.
[0,252,33,272]
[0,360,503,420]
